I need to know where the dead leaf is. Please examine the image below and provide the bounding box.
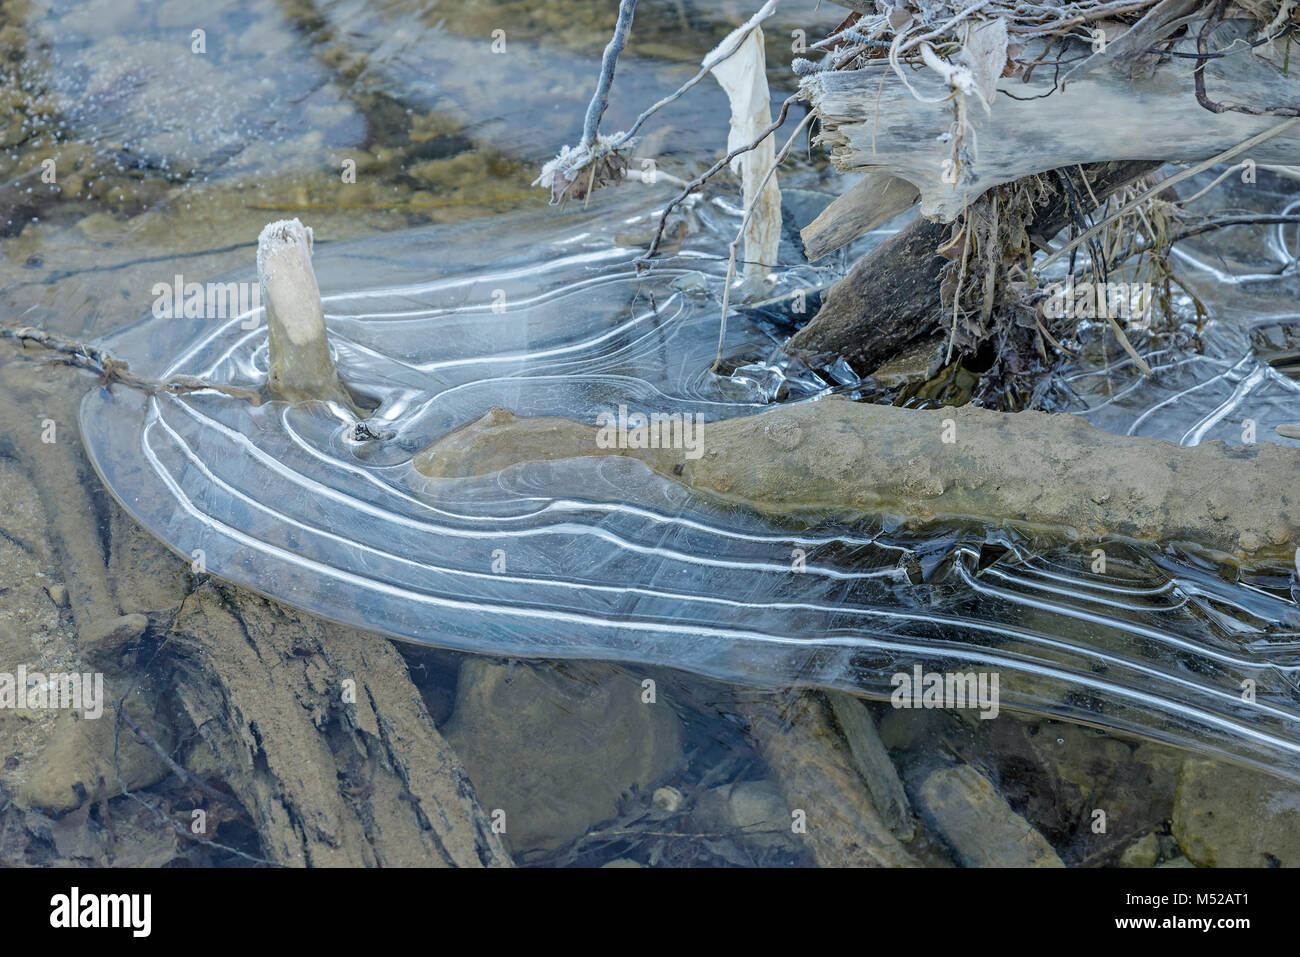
[831,9,861,35]
[936,227,969,261]
[1003,42,1025,78]
[551,151,629,206]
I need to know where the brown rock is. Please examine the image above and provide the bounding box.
[444,659,683,853]
[1173,759,1300,867]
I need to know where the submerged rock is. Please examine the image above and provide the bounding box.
[916,764,1065,867]
[694,780,796,850]
[443,659,684,853]
[1118,832,1161,868]
[652,786,685,813]
[1173,759,1300,867]
[12,701,172,813]
[977,718,1180,864]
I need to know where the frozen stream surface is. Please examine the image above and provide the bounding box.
[80,188,1300,779]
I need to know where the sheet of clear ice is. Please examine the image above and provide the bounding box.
[80,183,1300,778]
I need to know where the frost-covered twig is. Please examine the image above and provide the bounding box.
[535,0,780,206]
[580,0,640,151]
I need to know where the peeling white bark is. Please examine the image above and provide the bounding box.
[707,25,782,291]
[804,37,1300,222]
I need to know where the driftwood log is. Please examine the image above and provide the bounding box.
[803,28,1300,222]
[167,583,512,867]
[787,11,1299,372]
[416,399,1300,568]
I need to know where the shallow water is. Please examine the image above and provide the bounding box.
[5,0,1300,867]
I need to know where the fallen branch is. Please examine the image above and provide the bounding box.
[1162,213,1300,245]
[415,398,1300,568]
[783,160,1160,375]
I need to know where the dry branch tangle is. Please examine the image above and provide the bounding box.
[804,37,1300,222]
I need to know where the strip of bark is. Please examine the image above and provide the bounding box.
[827,691,915,841]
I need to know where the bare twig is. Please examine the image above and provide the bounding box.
[1194,2,1300,117]
[1,321,261,402]
[611,0,780,148]
[119,709,244,813]
[580,0,640,150]
[639,93,802,266]
[1039,117,1300,269]
[1106,214,1300,267]
[111,685,279,866]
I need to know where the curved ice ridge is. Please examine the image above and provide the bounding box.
[80,193,1300,778]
